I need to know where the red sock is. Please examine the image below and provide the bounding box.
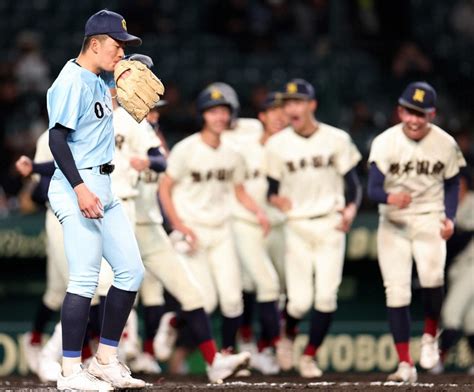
[199,339,218,365]
[270,336,280,348]
[257,339,269,352]
[395,342,413,365]
[424,318,438,337]
[143,339,154,356]
[303,344,318,357]
[82,344,92,360]
[240,325,253,342]
[30,331,42,345]
[169,316,178,328]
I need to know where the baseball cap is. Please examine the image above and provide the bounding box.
[260,92,284,111]
[398,81,437,113]
[85,10,142,46]
[282,79,315,100]
[196,86,233,112]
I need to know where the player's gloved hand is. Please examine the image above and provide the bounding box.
[387,192,412,209]
[255,209,270,236]
[123,53,154,69]
[173,223,198,252]
[15,155,33,177]
[74,183,104,219]
[269,195,292,212]
[130,156,150,172]
[337,202,357,232]
[440,218,455,240]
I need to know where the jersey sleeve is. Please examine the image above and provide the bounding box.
[335,134,362,175]
[47,79,90,131]
[100,71,116,89]
[368,135,389,174]
[232,151,246,184]
[166,141,189,181]
[444,141,467,179]
[264,142,284,180]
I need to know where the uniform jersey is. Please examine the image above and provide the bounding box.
[34,131,54,163]
[264,124,361,219]
[110,107,141,199]
[222,118,263,146]
[166,133,245,226]
[369,123,466,219]
[46,59,114,169]
[135,120,165,225]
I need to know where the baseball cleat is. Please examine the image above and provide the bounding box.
[387,361,417,383]
[88,355,146,389]
[153,312,178,362]
[206,351,251,383]
[298,355,323,378]
[276,337,294,371]
[57,363,113,391]
[252,347,280,375]
[129,352,162,374]
[419,333,440,369]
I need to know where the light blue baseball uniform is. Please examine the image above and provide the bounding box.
[47,59,144,298]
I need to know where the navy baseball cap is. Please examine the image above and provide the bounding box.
[260,92,284,111]
[282,79,315,100]
[196,86,233,112]
[398,81,437,113]
[85,10,142,46]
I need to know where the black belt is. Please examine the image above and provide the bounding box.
[85,163,115,175]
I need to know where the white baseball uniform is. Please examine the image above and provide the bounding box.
[166,133,245,317]
[34,131,68,311]
[222,121,284,302]
[133,119,204,311]
[441,191,474,333]
[265,124,361,316]
[369,123,466,307]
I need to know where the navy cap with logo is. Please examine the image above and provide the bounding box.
[196,87,233,113]
[85,10,142,46]
[398,81,437,113]
[282,79,315,100]
[260,92,284,112]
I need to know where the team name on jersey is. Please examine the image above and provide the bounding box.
[190,168,235,182]
[388,160,445,176]
[285,154,335,173]
[245,169,261,179]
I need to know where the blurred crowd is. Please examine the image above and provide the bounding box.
[1,0,473,217]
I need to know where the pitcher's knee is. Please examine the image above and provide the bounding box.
[67,276,98,298]
[114,263,145,292]
[385,285,411,307]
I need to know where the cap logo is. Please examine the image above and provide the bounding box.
[413,89,425,103]
[287,83,297,94]
[210,89,222,100]
[121,19,127,31]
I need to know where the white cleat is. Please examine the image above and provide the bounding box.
[420,333,440,369]
[239,341,258,357]
[57,363,113,391]
[252,347,280,375]
[276,337,294,371]
[37,355,61,383]
[88,355,146,389]
[37,322,63,382]
[129,352,162,375]
[298,355,323,378]
[429,359,444,375]
[206,351,251,383]
[153,312,178,362]
[387,361,417,383]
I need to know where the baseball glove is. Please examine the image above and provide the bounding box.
[114,59,165,123]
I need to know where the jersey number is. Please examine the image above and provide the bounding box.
[94,102,104,118]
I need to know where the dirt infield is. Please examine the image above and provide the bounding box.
[1,372,473,391]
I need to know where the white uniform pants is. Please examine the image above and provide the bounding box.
[285,214,345,318]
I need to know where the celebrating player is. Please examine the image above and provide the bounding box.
[159,84,270,356]
[46,10,147,390]
[264,79,362,378]
[368,81,466,382]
